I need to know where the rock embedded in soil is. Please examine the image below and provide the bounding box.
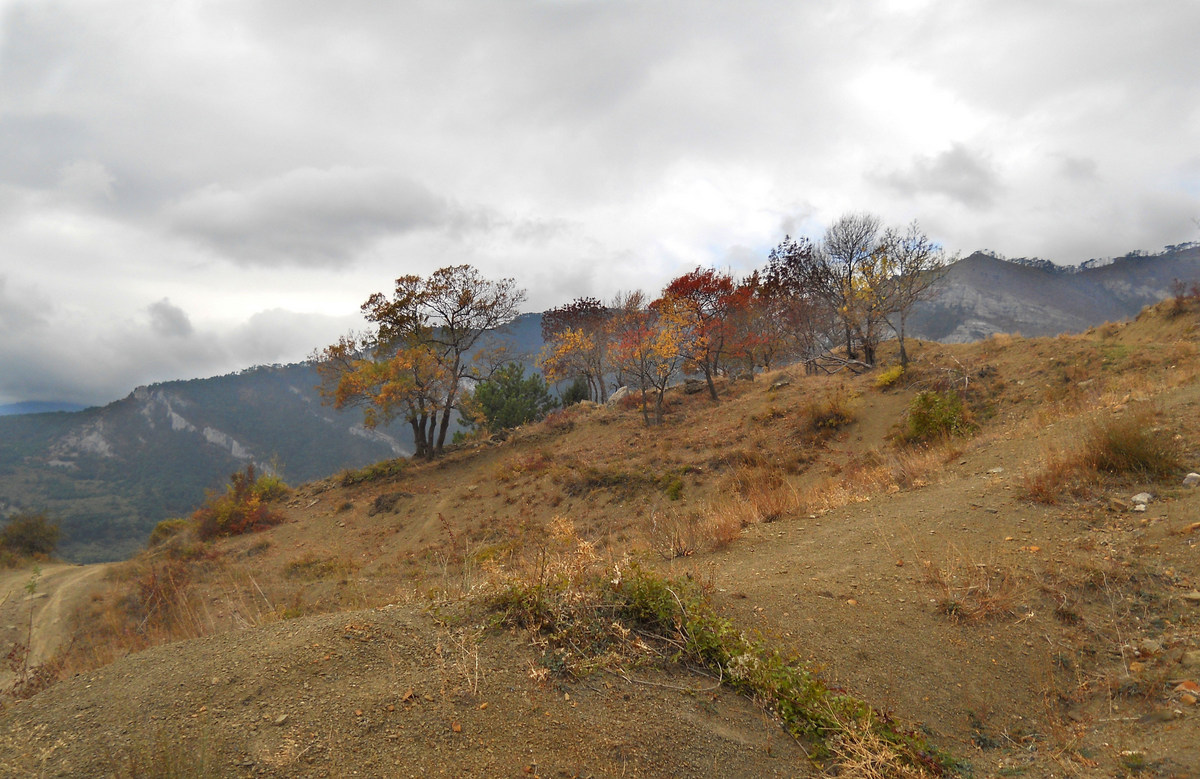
[1183,472,1200,488]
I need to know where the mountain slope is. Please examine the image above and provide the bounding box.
[910,245,1200,341]
[0,364,411,562]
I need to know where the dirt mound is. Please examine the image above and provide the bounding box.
[0,603,809,778]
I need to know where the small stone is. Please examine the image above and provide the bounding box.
[1183,472,1200,488]
[987,467,1004,474]
[1133,504,1147,513]
[1182,651,1200,669]
[1131,492,1153,505]
[274,714,289,726]
[1179,591,1200,603]
[1139,638,1164,656]
[768,380,791,391]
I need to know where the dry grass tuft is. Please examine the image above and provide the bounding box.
[923,554,1023,623]
[1023,409,1182,503]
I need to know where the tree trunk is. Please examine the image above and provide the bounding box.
[704,364,718,402]
[654,389,665,425]
[409,418,425,459]
[897,315,909,368]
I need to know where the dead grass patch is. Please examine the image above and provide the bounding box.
[1024,410,1182,503]
[798,442,960,514]
[923,554,1023,623]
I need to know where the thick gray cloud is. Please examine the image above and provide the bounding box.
[1,0,1198,405]
[878,144,999,209]
[147,298,193,338]
[168,168,456,267]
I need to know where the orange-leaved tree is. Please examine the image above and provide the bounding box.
[611,291,693,425]
[661,267,738,401]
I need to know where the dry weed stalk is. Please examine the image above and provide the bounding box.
[831,724,937,779]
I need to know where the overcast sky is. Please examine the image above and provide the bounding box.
[2,0,1198,406]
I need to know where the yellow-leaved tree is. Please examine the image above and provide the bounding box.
[313,265,524,458]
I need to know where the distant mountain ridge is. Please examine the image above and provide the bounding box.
[909,244,1200,342]
[0,401,88,416]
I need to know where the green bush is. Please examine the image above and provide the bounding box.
[462,362,558,435]
[340,459,406,486]
[194,465,290,541]
[903,390,973,443]
[561,376,591,406]
[0,512,60,559]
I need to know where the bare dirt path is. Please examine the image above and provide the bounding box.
[0,562,110,688]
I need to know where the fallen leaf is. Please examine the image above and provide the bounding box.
[451,721,462,733]
[1174,680,1200,693]
[479,702,488,710]
[400,688,414,702]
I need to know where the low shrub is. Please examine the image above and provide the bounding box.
[873,364,905,390]
[341,459,406,487]
[1082,413,1181,478]
[902,391,973,443]
[194,465,289,541]
[1024,410,1182,502]
[799,390,856,436]
[491,557,954,774]
[147,518,190,548]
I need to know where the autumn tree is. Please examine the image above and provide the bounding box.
[539,297,612,402]
[879,222,949,368]
[662,268,737,401]
[763,235,840,373]
[314,265,525,458]
[610,291,691,425]
[762,216,947,371]
[819,212,885,364]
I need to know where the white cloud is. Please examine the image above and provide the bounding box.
[0,0,1198,403]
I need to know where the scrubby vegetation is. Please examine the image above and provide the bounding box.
[491,532,956,775]
[900,390,973,443]
[1024,409,1183,502]
[0,511,60,565]
[193,465,289,540]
